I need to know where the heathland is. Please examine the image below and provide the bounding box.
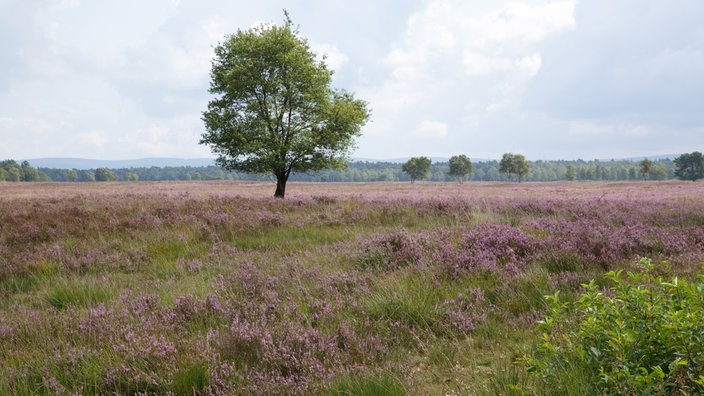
[1,181,703,394]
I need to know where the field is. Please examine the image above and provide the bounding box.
[1,181,703,395]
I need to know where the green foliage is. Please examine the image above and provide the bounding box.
[448,154,473,183]
[565,164,577,181]
[200,11,370,197]
[639,158,653,180]
[21,160,40,181]
[499,153,530,182]
[0,159,44,182]
[95,167,117,182]
[401,156,431,183]
[524,258,704,395]
[21,156,679,182]
[674,151,704,181]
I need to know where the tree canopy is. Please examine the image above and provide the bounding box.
[200,12,370,197]
[674,152,704,181]
[402,156,431,183]
[448,154,473,183]
[639,158,653,180]
[401,157,431,183]
[499,153,530,182]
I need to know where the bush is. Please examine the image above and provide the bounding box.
[524,258,704,395]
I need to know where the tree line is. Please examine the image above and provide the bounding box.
[395,152,703,183]
[3,154,703,183]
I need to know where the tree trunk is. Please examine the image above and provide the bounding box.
[274,171,288,198]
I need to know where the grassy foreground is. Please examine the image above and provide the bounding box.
[1,181,703,395]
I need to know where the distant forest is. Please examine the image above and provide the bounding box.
[2,158,675,183]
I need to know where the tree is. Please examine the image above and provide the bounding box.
[20,161,39,181]
[448,154,473,183]
[639,158,653,180]
[82,171,95,182]
[125,172,139,181]
[565,165,577,181]
[67,169,79,182]
[402,156,431,183]
[674,152,704,181]
[7,166,21,182]
[499,153,530,182]
[649,165,667,180]
[200,12,370,198]
[95,168,117,182]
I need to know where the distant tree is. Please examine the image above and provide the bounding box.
[649,165,667,180]
[448,154,473,183]
[7,166,21,182]
[499,153,530,182]
[200,12,370,198]
[67,169,79,182]
[639,158,653,180]
[20,161,39,181]
[565,165,577,181]
[402,156,431,183]
[82,171,96,182]
[125,172,139,181]
[95,167,117,182]
[674,152,704,181]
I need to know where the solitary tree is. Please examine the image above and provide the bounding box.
[499,153,530,182]
[402,156,431,183]
[674,152,704,181]
[200,12,370,198]
[639,158,653,180]
[448,154,473,183]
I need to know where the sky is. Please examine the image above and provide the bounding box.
[1,0,703,161]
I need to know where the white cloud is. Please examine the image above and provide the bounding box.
[568,121,614,136]
[462,52,511,76]
[2,0,702,161]
[414,120,448,138]
[515,54,542,77]
[59,0,81,8]
[311,42,349,72]
[465,1,576,48]
[361,0,575,159]
[81,130,109,147]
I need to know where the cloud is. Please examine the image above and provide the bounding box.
[414,120,448,138]
[81,130,109,147]
[1,0,701,161]
[359,0,576,160]
[311,42,349,72]
[526,0,704,126]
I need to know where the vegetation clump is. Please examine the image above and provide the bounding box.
[525,258,704,395]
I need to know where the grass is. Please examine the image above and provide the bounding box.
[327,372,407,396]
[45,276,115,309]
[0,181,703,394]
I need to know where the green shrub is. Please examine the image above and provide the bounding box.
[524,258,704,395]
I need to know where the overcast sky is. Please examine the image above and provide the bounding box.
[1,0,702,161]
